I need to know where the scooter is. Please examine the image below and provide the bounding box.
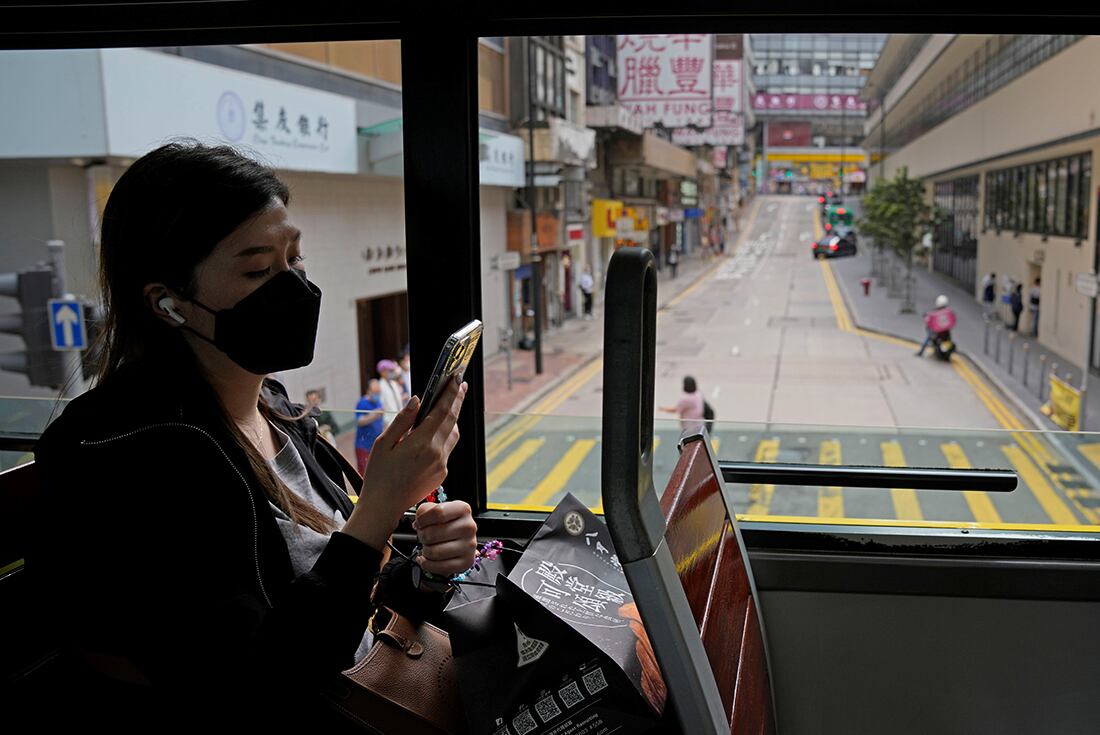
[932,331,956,362]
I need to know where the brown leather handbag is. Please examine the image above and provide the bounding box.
[323,608,468,735]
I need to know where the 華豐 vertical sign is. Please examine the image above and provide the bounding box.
[99,48,357,174]
[616,34,712,128]
[670,34,743,147]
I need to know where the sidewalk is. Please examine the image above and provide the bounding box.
[482,243,725,418]
[830,246,1098,433]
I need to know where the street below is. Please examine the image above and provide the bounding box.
[485,196,1100,527]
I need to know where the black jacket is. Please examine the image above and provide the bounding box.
[28,361,437,729]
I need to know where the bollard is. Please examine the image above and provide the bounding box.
[861,278,870,296]
[984,320,990,355]
[994,325,1003,364]
[1022,343,1030,387]
[1038,354,1048,400]
[1050,362,1060,403]
[1007,333,1016,375]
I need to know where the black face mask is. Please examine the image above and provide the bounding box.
[186,268,322,375]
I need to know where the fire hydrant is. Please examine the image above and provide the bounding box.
[861,278,871,296]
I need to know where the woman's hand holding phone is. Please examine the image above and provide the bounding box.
[343,375,467,553]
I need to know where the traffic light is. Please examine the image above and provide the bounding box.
[0,266,66,388]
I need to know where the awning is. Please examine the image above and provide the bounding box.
[609,132,696,179]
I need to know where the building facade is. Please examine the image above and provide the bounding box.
[863,34,1097,371]
[749,33,885,193]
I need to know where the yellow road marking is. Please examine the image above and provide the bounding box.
[486,200,761,501]
[813,206,824,241]
[820,254,1098,531]
[881,441,923,521]
[710,436,721,456]
[818,439,845,518]
[735,514,1100,533]
[747,439,780,515]
[486,438,545,496]
[1001,445,1079,525]
[485,359,603,462]
[520,439,598,506]
[952,358,1099,525]
[941,442,1002,523]
[1077,442,1100,471]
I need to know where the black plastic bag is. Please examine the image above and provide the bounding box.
[444,494,665,735]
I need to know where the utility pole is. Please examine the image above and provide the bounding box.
[526,38,544,375]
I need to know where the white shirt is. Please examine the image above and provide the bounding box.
[378,378,404,428]
[579,272,594,294]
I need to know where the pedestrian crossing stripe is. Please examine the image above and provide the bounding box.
[487,438,546,496]
[881,441,923,521]
[818,440,844,518]
[746,439,779,515]
[1001,445,1078,525]
[520,439,598,507]
[941,442,1002,524]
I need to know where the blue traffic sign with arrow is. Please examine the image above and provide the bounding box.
[48,298,86,351]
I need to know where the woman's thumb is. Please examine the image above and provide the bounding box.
[384,396,420,439]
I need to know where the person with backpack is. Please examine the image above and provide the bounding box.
[659,375,715,435]
[916,294,958,357]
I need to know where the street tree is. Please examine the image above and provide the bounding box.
[858,167,940,312]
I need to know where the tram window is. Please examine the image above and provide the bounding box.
[0,41,410,477]
[478,32,1100,536]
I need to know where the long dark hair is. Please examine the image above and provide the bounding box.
[96,141,336,535]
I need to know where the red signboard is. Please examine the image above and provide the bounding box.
[752,93,868,112]
[766,121,813,148]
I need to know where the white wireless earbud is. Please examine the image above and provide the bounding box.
[158,296,187,325]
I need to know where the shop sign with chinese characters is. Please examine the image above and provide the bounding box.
[752,92,867,112]
[616,34,713,128]
[99,48,357,173]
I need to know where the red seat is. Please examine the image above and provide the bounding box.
[660,435,775,734]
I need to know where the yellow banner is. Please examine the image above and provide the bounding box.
[592,199,623,238]
[1048,375,1081,431]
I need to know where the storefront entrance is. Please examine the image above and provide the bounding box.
[356,291,409,395]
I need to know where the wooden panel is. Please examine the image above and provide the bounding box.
[731,599,771,735]
[701,526,751,719]
[660,438,774,734]
[478,44,507,116]
[328,40,402,85]
[661,440,727,623]
[264,42,328,64]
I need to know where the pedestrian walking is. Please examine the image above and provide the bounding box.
[1009,284,1024,331]
[1028,277,1041,337]
[981,272,997,320]
[354,379,384,474]
[659,375,706,433]
[376,358,406,427]
[579,265,594,320]
[668,247,679,279]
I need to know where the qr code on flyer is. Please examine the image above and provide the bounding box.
[512,709,538,735]
[559,680,584,708]
[582,667,608,695]
[534,694,562,723]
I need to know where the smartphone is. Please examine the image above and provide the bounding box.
[413,319,483,427]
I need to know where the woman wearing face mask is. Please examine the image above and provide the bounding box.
[30,142,478,730]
